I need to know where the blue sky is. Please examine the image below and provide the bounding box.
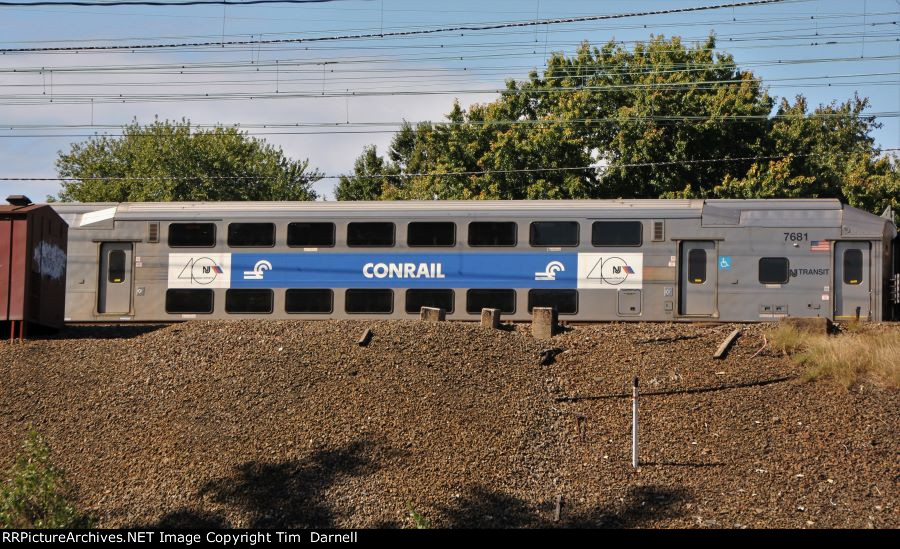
[0,0,897,200]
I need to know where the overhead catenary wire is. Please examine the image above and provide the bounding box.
[2,6,890,47]
[0,0,358,5]
[0,0,797,53]
[2,149,897,181]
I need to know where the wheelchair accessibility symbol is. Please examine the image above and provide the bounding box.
[719,256,732,270]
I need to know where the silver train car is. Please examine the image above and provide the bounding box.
[50,199,900,323]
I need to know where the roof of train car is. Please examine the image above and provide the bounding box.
[47,198,894,236]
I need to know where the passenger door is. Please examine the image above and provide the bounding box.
[679,241,717,316]
[834,241,870,321]
[98,242,133,314]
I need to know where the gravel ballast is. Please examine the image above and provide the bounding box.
[0,320,896,529]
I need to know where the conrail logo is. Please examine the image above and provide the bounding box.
[363,262,446,279]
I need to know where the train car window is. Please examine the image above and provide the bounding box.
[466,289,516,314]
[530,222,579,247]
[225,289,274,313]
[228,223,275,247]
[285,289,333,313]
[168,223,216,248]
[108,250,126,283]
[345,289,393,313]
[591,221,643,247]
[527,289,578,314]
[468,222,517,247]
[688,249,706,284]
[347,222,395,247]
[405,289,454,314]
[165,289,214,314]
[758,257,790,284]
[843,249,863,285]
[408,222,456,247]
[287,222,335,247]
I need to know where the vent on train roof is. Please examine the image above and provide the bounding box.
[652,220,665,242]
[148,222,159,243]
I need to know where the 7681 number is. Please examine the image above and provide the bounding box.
[784,232,808,241]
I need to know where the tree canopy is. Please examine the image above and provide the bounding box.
[336,35,898,219]
[55,119,322,202]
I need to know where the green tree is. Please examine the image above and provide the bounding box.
[335,145,398,201]
[0,431,93,529]
[55,119,323,202]
[340,35,898,219]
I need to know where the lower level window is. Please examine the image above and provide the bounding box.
[405,289,454,314]
[225,289,273,313]
[345,289,393,313]
[466,289,516,314]
[528,289,578,314]
[286,289,333,313]
[165,289,214,314]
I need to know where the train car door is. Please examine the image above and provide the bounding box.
[98,242,133,314]
[679,241,717,316]
[834,241,871,321]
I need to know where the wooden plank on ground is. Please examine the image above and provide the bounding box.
[713,328,742,359]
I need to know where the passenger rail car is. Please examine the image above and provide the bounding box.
[50,199,900,323]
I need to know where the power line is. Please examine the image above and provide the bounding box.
[2,111,897,131]
[0,0,795,53]
[3,149,897,182]
[0,0,357,6]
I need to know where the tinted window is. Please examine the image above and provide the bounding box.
[528,289,578,314]
[688,249,706,284]
[228,223,275,247]
[347,222,395,247]
[287,222,335,247]
[225,289,273,313]
[285,289,333,313]
[468,222,517,247]
[466,289,516,314]
[759,257,789,284]
[530,222,579,247]
[168,223,216,247]
[345,289,393,313]
[405,289,454,314]
[165,289,213,314]
[408,222,456,247]
[843,249,863,285]
[591,221,642,247]
[108,249,126,283]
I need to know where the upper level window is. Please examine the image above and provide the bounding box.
[843,249,863,285]
[591,221,642,247]
[168,223,215,248]
[228,223,275,247]
[408,222,456,247]
[530,222,579,247]
[468,222,517,247]
[287,222,335,247]
[688,249,706,284]
[759,257,789,284]
[347,222,395,247]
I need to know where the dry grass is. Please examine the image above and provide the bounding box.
[767,323,807,355]
[766,324,900,389]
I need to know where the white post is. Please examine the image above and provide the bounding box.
[632,376,639,468]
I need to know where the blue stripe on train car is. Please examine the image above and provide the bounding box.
[230,252,578,289]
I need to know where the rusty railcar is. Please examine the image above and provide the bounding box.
[1,196,68,339]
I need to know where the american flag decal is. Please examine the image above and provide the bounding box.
[810,240,830,252]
